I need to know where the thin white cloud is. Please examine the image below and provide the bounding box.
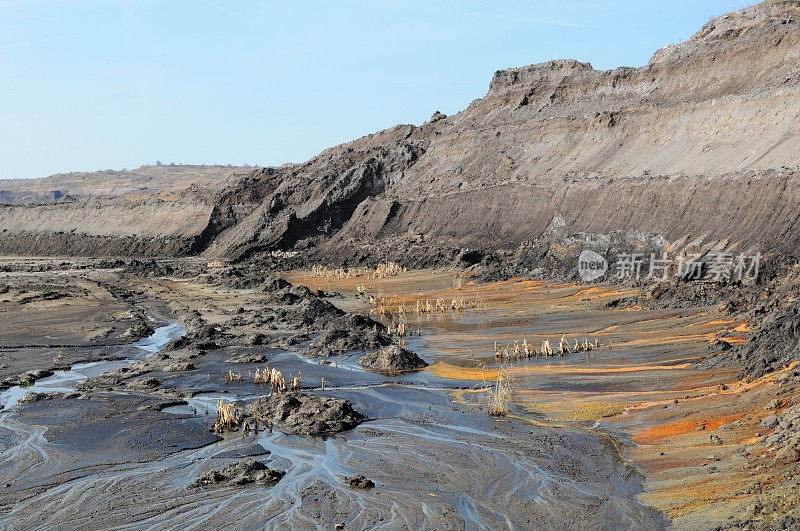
[197,0,241,17]
[0,34,78,50]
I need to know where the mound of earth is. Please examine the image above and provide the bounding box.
[305,314,392,357]
[166,313,224,351]
[194,458,285,487]
[244,392,365,435]
[121,321,155,340]
[704,301,800,377]
[163,361,195,372]
[261,274,290,292]
[281,297,344,328]
[124,259,185,278]
[358,345,428,373]
[345,474,375,489]
[225,352,266,364]
[17,391,82,404]
[264,283,322,305]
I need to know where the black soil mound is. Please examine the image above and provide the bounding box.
[705,301,800,377]
[244,392,365,435]
[358,345,428,373]
[17,391,81,404]
[225,352,266,364]
[195,458,284,487]
[345,474,375,489]
[305,314,392,357]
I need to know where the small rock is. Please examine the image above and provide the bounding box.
[345,474,375,489]
[195,470,226,485]
[225,352,267,364]
[129,377,160,390]
[164,362,195,372]
[25,369,53,380]
[710,339,733,352]
[248,333,267,346]
[17,391,79,404]
[775,446,800,464]
[744,502,762,518]
[761,415,779,429]
[121,322,155,339]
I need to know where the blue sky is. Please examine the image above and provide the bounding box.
[0,0,752,180]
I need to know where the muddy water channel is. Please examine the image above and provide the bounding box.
[0,322,185,410]
[0,273,745,528]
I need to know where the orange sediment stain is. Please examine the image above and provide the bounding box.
[703,319,739,326]
[428,362,500,380]
[633,414,745,444]
[427,360,694,381]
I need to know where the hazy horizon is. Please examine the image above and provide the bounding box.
[2,0,752,180]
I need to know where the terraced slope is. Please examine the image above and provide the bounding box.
[2,1,799,260]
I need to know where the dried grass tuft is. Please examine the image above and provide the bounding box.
[481,364,516,416]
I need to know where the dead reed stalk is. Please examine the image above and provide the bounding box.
[482,364,515,416]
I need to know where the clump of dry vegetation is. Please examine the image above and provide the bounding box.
[214,399,241,433]
[214,399,264,434]
[372,261,406,278]
[310,260,407,280]
[269,250,299,259]
[223,369,243,383]
[493,335,608,361]
[311,265,365,279]
[365,293,485,320]
[387,321,420,337]
[225,366,302,393]
[481,364,516,416]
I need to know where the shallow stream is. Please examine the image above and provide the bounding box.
[0,322,184,410]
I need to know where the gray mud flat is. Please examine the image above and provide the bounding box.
[0,314,667,529]
[0,385,664,529]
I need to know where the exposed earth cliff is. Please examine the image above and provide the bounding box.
[203,0,800,267]
[3,2,800,265]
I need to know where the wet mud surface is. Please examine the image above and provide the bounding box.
[0,260,790,528]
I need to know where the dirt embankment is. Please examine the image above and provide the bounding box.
[204,0,800,266]
[0,164,250,203]
[4,2,799,264]
[0,165,247,257]
[0,199,215,257]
